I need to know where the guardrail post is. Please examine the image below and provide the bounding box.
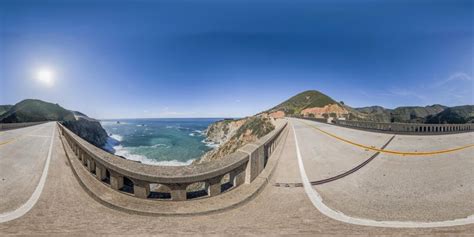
[95,164,106,181]
[88,159,96,173]
[168,184,187,201]
[110,172,124,190]
[230,164,246,187]
[134,180,150,198]
[239,144,265,184]
[207,176,222,196]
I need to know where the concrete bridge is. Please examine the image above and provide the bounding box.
[0,119,473,235]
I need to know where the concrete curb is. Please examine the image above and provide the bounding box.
[59,123,290,216]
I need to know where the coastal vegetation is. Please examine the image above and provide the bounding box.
[0,99,108,148]
[0,105,12,117]
[0,99,75,123]
[198,115,275,164]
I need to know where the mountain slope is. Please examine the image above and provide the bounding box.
[0,99,75,123]
[355,104,447,123]
[0,105,13,117]
[268,90,337,115]
[199,115,275,164]
[426,105,474,124]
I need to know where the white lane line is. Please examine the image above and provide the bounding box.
[0,123,56,223]
[291,121,474,228]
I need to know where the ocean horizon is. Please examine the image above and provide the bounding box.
[100,118,226,166]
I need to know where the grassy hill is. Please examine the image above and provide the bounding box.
[268,90,337,115]
[355,104,447,123]
[0,99,75,123]
[425,105,474,124]
[0,105,13,117]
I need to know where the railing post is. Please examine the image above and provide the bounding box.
[95,164,106,181]
[239,144,264,184]
[134,180,150,198]
[168,183,187,201]
[230,164,246,187]
[207,176,222,197]
[88,159,96,173]
[110,172,124,190]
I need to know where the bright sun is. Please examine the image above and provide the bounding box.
[35,68,55,87]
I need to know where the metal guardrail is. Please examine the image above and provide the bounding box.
[294,116,473,134]
[58,120,288,201]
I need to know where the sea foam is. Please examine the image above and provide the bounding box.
[113,145,193,166]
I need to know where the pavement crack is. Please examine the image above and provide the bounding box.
[275,134,396,187]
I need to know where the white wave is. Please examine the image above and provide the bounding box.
[113,145,192,166]
[151,143,169,148]
[201,139,219,148]
[110,134,123,141]
[189,133,195,137]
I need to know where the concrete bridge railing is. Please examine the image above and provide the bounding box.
[0,122,47,131]
[58,121,288,201]
[296,116,473,134]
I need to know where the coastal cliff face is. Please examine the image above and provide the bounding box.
[300,104,349,118]
[204,118,247,146]
[0,99,108,149]
[62,118,108,148]
[197,115,275,164]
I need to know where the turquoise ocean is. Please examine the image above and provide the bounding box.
[101,118,221,166]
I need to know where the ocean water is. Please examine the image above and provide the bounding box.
[100,118,221,166]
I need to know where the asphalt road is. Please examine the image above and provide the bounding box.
[0,123,55,215]
[0,121,473,235]
[291,118,474,223]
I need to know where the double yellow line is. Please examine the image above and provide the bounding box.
[301,121,474,156]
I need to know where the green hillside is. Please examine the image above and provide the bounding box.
[426,105,474,124]
[0,99,75,123]
[0,105,13,116]
[355,104,448,123]
[268,90,337,115]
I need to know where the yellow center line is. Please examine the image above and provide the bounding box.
[300,120,474,156]
[0,139,15,146]
[0,124,48,147]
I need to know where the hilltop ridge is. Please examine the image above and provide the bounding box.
[0,99,75,123]
[0,99,108,148]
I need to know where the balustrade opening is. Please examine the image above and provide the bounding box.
[221,173,233,193]
[121,176,134,194]
[186,182,208,199]
[149,183,172,199]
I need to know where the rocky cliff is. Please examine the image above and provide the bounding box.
[62,118,109,148]
[0,99,75,123]
[204,118,247,146]
[1,99,109,149]
[197,115,275,164]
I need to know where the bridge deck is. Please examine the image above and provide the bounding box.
[0,121,473,235]
[291,118,474,223]
[0,123,55,214]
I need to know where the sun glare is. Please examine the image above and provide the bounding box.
[35,68,55,87]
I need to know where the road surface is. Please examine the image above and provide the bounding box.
[0,120,472,235]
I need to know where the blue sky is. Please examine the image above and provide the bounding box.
[1,0,472,119]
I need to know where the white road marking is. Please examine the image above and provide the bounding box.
[291,121,474,228]
[0,123,56,223]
